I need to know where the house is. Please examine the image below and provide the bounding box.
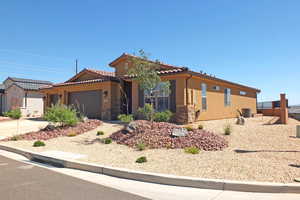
[40,53,260,123]
[0,77,52,117]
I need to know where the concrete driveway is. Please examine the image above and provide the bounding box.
[0,119,48,139]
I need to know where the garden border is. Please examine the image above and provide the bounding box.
[0,144,299,194]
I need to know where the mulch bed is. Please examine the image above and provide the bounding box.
[110,120,228,151]
[2,120,102,141]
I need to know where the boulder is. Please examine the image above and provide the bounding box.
[125,121,139,134]
[236,117,245,125]
[43,124,56,131]
[171,128,188,137]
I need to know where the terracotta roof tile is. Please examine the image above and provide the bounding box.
[86,69,115,77]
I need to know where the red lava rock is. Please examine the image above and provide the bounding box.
[2,120,102,141]
[110,120,228,151]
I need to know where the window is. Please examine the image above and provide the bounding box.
[224,88,231,106]
[212,85,220,91]
[144,82,170,111]
[201,83,207,110]
[240,91,247,95]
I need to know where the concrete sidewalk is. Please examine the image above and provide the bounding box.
[0,150,299,200]
[0,119,48,139]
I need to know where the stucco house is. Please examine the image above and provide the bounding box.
[0,77,52,117]
[40,53,260,123]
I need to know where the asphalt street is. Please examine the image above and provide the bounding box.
[0,155,149,200]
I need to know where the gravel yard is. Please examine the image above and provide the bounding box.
[1,116,300,183]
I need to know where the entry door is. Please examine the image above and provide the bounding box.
[68,90,102,119]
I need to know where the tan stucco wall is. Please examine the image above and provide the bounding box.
[41,81,120,120]
[188,76,257,121]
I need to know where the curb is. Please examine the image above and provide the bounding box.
[0,144,299,194]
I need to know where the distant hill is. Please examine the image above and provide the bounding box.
[289,105,300,113]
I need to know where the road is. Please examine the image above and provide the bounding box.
[0,150,299,200]
[0,155,148,200]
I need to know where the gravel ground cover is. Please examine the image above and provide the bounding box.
[1,116,300,183]
[110,120,228,150]
[1,120,101,141]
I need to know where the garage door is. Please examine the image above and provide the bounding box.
[68,90,102,119]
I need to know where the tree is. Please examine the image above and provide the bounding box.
[128,49,170,118]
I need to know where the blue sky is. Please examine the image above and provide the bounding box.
[0,0,299,104]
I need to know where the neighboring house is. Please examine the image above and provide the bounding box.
[0,77,52,117]
[40,53,260,123]
[0,84,4,114]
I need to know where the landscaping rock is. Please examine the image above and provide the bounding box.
[236,117,245,125]
[171,128,188,137]
[125,121,139,133]
[110,120,228,151]
[43,124,56,131]
[2,120,102,141]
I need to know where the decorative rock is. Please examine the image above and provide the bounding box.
[43,124,56,131]
[125,121,139,134]
[236,117,245,125]
[294,178,300,182]
[171,128,188,137]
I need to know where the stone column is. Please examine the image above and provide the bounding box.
[280,93,288,124]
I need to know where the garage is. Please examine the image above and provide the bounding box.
[68,90,102,119]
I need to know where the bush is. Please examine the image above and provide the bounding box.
[103,138,112,144]
[33,140,45,147]
[224,124,232,135]
[134,104,154,121]
[184,147,200,154]
[97,131,104,136]
[118,114,133,123]
[153,110,172,122]
[44,104,79,126]
[198,124,204,130]
[185,126,193,131]
[67,132,77,137]
[136,156,147,163]
[4,109,22,119]
[136,142,146,151]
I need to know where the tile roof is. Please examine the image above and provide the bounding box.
[85,69,115,77]
[5,77,53,91]
[41,77,119,89]
[123,67,187,78]
[8,77,52,85]
[109,53,186,70]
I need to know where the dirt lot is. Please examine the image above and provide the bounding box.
[1,116,300,183]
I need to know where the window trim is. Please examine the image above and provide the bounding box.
[239,91,247,96]
[212,85,220,91]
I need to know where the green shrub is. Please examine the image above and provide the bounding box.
[103,138,112,144]
[136,156,147,163]
[153,110,172,122]
[11,135,21,141]
[136,143,146,151]
[198,124,204,130]
[135,104,154,121]
[185,126,193,131]
[67,132,77,137]
[44,104,79,126]
[97,131,104,136]
[33,140,45,147]
[118,114,134,123]
[4,109,22,119]
[184,147,200,154]
[224,124,232,135]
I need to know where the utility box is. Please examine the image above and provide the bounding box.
[297,125,300,138]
